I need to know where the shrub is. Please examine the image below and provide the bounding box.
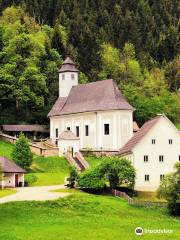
[25,174,38,185]
[157,162,180,216]
[78,168,106,191]
[12,133,33,171]
[67,166,78,188]
[97,157,136,189]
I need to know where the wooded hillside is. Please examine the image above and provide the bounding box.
[0,1,179,125]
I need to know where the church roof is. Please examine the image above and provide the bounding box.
[58,57,79,73]
[48,79,134,117]
[0,157,26,173]
[119,115,163,155]
[59,130,79,140]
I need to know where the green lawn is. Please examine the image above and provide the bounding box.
[0,140,14,159]
[0,192,179,240]
[0,140,70,186]
[0,189,16,198]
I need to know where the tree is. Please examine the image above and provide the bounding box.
[78,157,136,190]
[12,133,33,170]
[157,162,180,216]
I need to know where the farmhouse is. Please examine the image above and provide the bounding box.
[119,114,180,191]
[0,157,25,188]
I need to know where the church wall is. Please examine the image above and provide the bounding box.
[50,109,133,150]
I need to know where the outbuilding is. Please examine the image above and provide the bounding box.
[58,130,80,157]
[0,157,26,188]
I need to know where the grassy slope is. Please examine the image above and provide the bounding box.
[29,156,69,186]
[0,192,179,240]
[0,189,16,198]
[0,140,69,186]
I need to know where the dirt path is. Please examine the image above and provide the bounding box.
[0,185,69,204]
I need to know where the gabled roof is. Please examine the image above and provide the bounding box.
[59,130,79,140]
[2,125,49,133]
[59,57,79,73]
[119,115,162,155]
[0,157,26,173]
[48,79,134,117]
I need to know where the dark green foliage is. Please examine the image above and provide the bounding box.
[67,166,78,188]
[78,157,136,190]
[157,162,180,216]
[0,3,179,125]
[12,133,33,170]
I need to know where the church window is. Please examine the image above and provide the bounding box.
[85,125,89,136]
[104,124,110,135]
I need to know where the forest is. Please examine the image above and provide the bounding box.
[0,1,179,126]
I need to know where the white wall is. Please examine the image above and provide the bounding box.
[132,117,180,191]
[59,72,78,97]
[1,173,24,188]
[58,139,80,157]
[50,110,133,150]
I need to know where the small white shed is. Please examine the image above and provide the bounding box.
[58,130,80,157]
[0,156,26,188]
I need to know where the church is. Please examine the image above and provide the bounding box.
[48,57,134,153]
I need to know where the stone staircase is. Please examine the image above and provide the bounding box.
[66,152,89,171]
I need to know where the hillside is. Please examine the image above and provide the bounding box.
[0,140,69,186]
[0,2,179,125]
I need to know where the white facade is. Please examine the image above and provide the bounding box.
[58,139,80,157]
[124,117,180,191]
[50,110,133,150]
[59,71,78,97]
[0,173,24,188]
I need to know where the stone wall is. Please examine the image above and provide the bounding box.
[80,149,120,157]
[0,133,59,157]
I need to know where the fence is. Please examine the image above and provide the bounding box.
[0,133,59,157]
[112,189,167,207]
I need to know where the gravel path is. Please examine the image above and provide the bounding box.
[0,185,69,204]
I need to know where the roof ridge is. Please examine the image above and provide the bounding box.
[119,115,162,155]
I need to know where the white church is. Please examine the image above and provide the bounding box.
[48,57,180,191]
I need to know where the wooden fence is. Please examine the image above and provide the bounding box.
[112,189,167,207]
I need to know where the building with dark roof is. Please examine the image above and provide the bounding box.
[0,157,25,188]
[48,57,134,151]
[1,125,49,139]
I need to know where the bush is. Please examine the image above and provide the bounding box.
[78,168,106,191]
[157,162,180,216]
[12,133,33,171]
[67,166,78,188]
[97,157,136,189]
[25,174,38,186]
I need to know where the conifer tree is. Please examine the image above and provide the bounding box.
[12,133,33,170]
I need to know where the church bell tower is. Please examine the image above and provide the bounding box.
[58,57,79,97]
